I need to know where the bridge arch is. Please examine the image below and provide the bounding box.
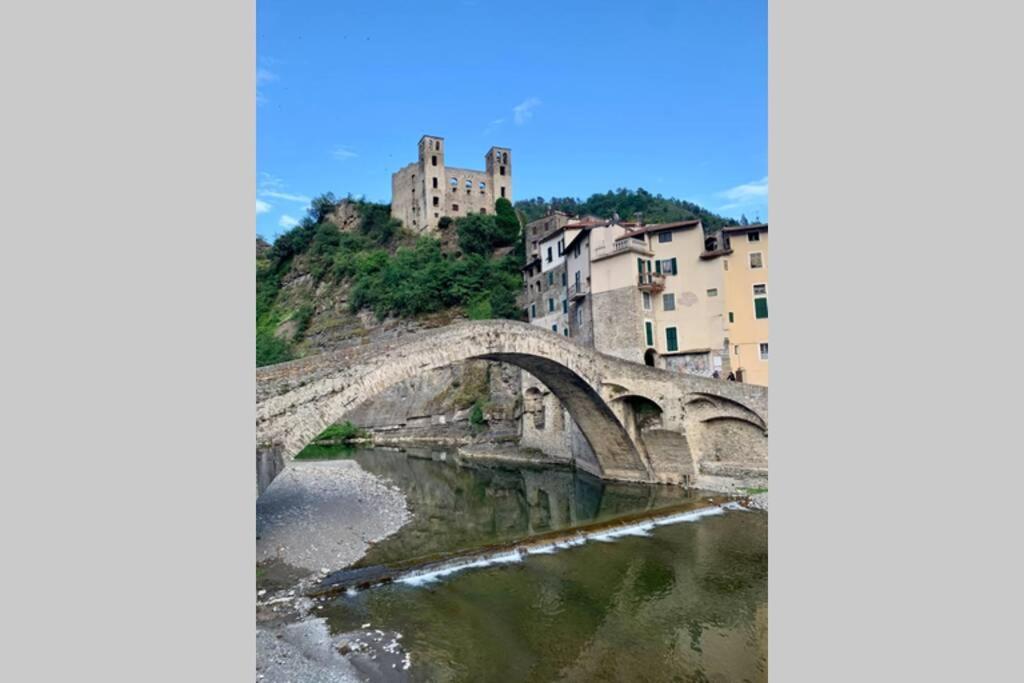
[257,322,653,480]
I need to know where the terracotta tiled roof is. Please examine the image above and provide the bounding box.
[721,223,768,234]
[623,219,702,237]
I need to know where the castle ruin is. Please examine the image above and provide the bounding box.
[391,135,512,233]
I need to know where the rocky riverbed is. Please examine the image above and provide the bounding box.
[256,460,411,682]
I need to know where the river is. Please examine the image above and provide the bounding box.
[257,446,767,682]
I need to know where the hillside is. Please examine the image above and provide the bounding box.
[515,188,742,232]
[256,194,523,367]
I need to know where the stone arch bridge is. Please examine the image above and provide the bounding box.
[257,320,767,486]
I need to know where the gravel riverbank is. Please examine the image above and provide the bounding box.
[257,459,411,683]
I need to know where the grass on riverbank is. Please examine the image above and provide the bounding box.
[294,422,367,460]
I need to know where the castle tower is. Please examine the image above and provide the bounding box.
[486,146,512,204]
[418,135,445,230]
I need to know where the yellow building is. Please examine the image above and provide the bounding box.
[718,224,769,386]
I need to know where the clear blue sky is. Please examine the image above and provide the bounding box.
[257,0,766,240]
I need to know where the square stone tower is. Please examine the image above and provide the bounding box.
[391,136,512,233]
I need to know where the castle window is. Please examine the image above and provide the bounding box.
[502,152,507,164]
[433,178,438,189]
[479,181,486,190]
[501,186,506,198]
[452,204,460,212]
[480,208,487,214]
[450,177,458,186]
[466,179,472,189]
[431,155,437,166]
[433,197,439,206]
[500,166,506,176]
[435,141,440,151]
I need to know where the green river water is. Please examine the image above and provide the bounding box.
[310,448,767,682]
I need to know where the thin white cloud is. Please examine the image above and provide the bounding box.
[278,215,299,228]
[717,176,768,203]
[513,97,541,125]
[256,199,271,214]
[483,118,505,135]
[263,190,311,203]
[257,68,278,84]
[332,146,358,160]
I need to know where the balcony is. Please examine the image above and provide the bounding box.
[569,281,589,301]
[611,237,652,256]
[638,272,666,293]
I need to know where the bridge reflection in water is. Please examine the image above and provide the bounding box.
[327,447,700,568]
[321,447,768,683]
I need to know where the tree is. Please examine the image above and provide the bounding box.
[740,214,750,226]
[307,193,338,224]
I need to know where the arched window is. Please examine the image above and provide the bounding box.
[450,177,458,187]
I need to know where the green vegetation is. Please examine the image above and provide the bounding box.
[469,401,486,431]
[294,421,367,460]
[315,421,367,443]
[515,188,741,233]
[257,194,525,366]
[741,487,768,495]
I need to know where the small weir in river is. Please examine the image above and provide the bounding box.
[262,446,767,682]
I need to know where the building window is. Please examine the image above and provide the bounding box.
[749,252,764,269]
[557,239,564,255]
[563,328,569,337]
[501,186,506,198]
[435,141,440,151]
[433,197,439,206]
[759,342,769,360]
[658,231,673,243]
[753,283,768,319]
[642,291,652,311]
[479,181,486,190]
[561,271,567,286]
[735,345,740,355]
[546,247,552,263]
[665,327,679,352]
[500,166,506,176]
[551,324,558,333]
[574,270,581,288]
[562,299,567,313]
[645,320,654,347]
[530,303,536,319]
[728,311,734,323]
[662,293,676,311]
[452,204,459,212]
[707,288,718,297]
[450,177,458,186]
[548,298,554,312]
[657,258,678,275]
[576,306,583,325]
[431,155,437,166]
[547,272,554,286]
[432,177,438,189]
[465,179,472,189]
[748,232,760,242]
[724,260,729,271]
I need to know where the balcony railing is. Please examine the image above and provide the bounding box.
[638,272,666,293]
[569,281,589,300]
[612,237,651,256]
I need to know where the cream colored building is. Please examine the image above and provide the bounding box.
[564,219,730,377]
[718,224,769,386]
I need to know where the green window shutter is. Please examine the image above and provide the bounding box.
[655,260,661,274]
[637,258,643,274]
[728,311,734,323]
[755,297,768,319]
[666,327,678,352]
[645,321,653,347]
[670,257,678,275]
